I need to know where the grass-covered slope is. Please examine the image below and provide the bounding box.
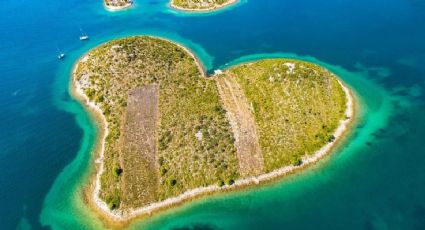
[224,59,347,172]
[74,36,239,210]
[171,0,234,10]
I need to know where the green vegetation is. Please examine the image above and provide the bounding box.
[74,36,348,212]
[225,178,235,186]
[225,59,347,172]
[172,0,233,10]
[74,36,238,209]
[104,0,132,8]
[216,180,225,187]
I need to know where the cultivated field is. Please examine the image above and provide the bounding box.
[216,76,264,177]
[120,86,159,209]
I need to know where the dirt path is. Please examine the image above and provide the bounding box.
[216,76,264,177]
[120,85,159,208]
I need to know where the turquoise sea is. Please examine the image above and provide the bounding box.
[1,0,424,229]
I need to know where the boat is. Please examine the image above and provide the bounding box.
[56,46,65,60]
[79,28,89,41]
[80,35,89,41]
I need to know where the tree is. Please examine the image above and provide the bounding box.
[113,166,123,177]
[225,178,235,186]
[216,180,224,187]
[168,178,177,186]
[328,135,336,143]
[290,156,303,166]
[105,193,121,210]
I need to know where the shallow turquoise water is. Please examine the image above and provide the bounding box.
[1,0,424,229]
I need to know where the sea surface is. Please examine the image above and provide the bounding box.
[1,0,424,229]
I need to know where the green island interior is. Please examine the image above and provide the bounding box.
[73,36,348,211]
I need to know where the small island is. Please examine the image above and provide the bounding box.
[72,36,354,221]
[102,0,238,11]
[170,0,238,11]
[104,0,133,10]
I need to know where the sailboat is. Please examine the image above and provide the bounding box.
[57,46,65,60]
[79,28,89,41]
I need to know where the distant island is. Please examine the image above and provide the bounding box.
[170,0,239,11]
[104,0,133,10]
[103,0,238,11]
[72,36,354,222]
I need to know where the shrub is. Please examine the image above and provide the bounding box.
[95,94,104,103]
[216,180,225,187]
[168,178,177,186]
[113,166,123,177]
[225,178,235,186]
[103,105,111,116]
[105,193,121,210]
[160,167,168,176]
[85,88,95,99]
[290,156,303,166]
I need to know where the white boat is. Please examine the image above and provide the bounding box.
[56,46,65,60]
[79,28,89,41]
[80,35,89,41]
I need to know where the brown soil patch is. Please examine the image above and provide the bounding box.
[216,76,264,177]
[120,85,159,208]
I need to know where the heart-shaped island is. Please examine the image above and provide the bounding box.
[72,36,354,221]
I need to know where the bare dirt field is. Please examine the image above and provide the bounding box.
[216,76,264,177]
[120,85,159,208]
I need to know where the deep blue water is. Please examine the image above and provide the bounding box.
[1,0,424,229]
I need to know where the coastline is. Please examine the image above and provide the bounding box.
[71,38,356,225]
[170,0,239,12]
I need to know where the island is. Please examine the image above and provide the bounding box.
[72,36,354,221]
[103,0,238,11]
[170,0,238,11]
[104,0,133,10]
